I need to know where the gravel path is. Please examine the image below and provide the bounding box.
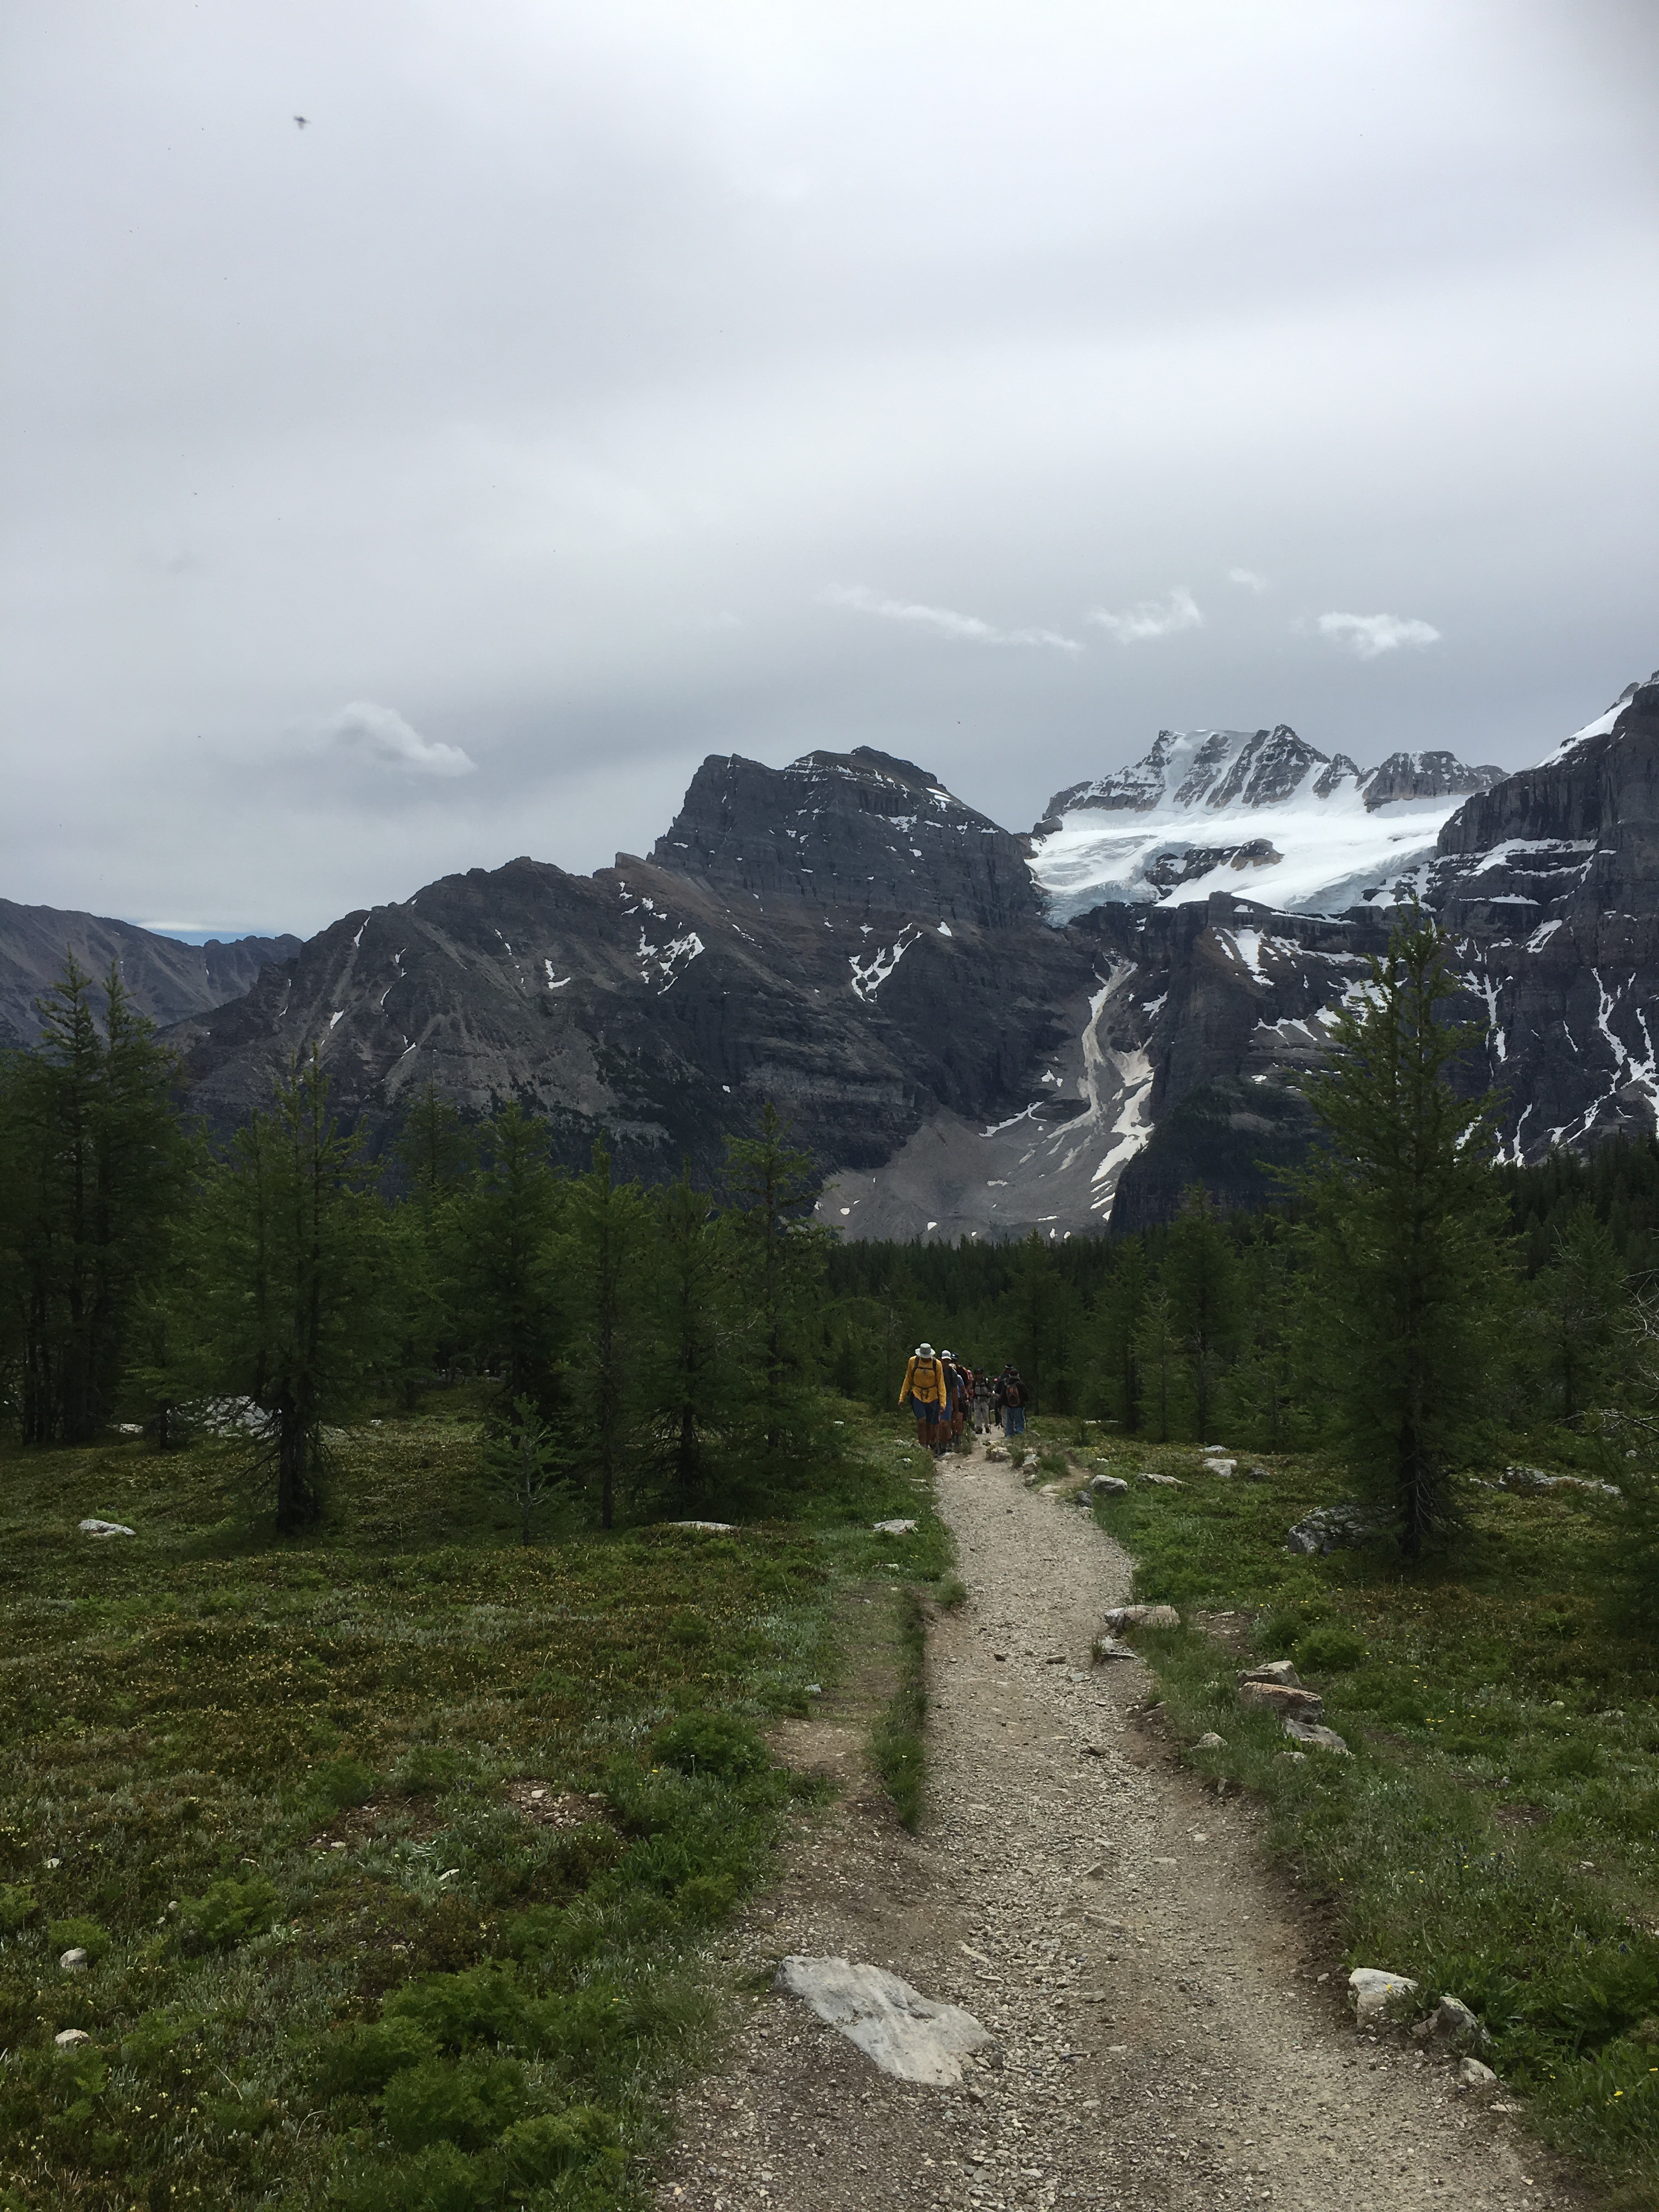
[657,1440,1588,2211]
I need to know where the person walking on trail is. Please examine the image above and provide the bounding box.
[899,1342,950,1453]
[974,1368,996,1434]
[941,1352,969,1455]
[999,1364,1028,1437]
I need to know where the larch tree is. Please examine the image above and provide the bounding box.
[1299,909,1515,1558]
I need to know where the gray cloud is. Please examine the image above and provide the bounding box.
[1088,588,1204,645]
[318,700,477,777]
[1228,567,1270,593]
[0,1,1655,934]
[1317,612,1442,659]
[823,585,1082,652]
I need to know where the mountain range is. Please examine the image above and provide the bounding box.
[6,669,1656,1238]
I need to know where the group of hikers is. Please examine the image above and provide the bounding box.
[898,1342,1029,1455]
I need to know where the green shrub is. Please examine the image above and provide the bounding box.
[651,1712,769,1786]
[1293,1624,1367,1673]
[382,1964,531,2052]
[0,1884,40,1935]
[47,1916,110,1961]
[309,2016,438,2098]
[1259,1604,1327,1657]
[1547,1738,1600,1780]
[335,2141,490,2212]
[179,1873,279,1950]
[500,2105,623,2187]
[393,1745,461,1796]
[313,1757,377,1811]
[380,2055,527,2153]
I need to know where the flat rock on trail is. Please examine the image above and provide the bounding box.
[656,1441,1586,2211]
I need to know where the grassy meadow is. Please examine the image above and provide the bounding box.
[1072,1420,1659,2205]
[0,1397,949,2212]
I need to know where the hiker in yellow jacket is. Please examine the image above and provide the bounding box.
[899,1342,950,1453]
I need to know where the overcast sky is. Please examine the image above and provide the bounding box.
[3,1,1656,938]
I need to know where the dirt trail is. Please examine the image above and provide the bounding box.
[657,1440,1589,2211]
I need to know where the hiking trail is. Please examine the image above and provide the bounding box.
[656,1435,1589,2211]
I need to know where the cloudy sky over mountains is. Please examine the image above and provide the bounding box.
[3,1,1656,935]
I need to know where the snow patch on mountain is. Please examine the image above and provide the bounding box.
[1029,724,1502,924]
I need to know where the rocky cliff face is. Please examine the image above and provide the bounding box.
[128,670,1659,1238]
[0,901,300,1049]
[168,748,1092,1189]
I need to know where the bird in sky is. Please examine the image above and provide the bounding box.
[294,115,309,129]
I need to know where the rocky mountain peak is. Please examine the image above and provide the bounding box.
[651,745,1039,929]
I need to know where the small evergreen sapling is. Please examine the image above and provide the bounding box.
[482,1393,564,1545]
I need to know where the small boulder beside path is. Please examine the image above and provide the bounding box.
[1349,1967,1418,2026]
[774,1956,991,2087]
[77,1519,134,1539]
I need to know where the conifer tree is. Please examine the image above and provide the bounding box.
[1527,1205,1629,1425]
[642,1162,726,1500]
[1299,910,1515,1557]
[188,1051,396,1531]
[561,1139,648,1529]
[1093,1239,1149,1430]
[0,957,188,1443]
[450,1102,562,1408]
[723,1103,825,1477]
[1133,1282,1177,1442]
[1164,1185,1237,1443]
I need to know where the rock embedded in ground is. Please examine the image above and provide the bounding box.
[872,1519,918,1536]
[58,1948,88,1973]
[662,1520,737,1533]
[1458,2056,1499,2091]
[1089,1474,1130,1496]
[1102,1605,1181,1630]
[1282,1717,1350,1754]
[77,1519,135,1538]
[53,2028,90,2049]
[1140,1471,1183,1488]
[774,1956,991,2086]
[1092,1637,1138,1663]
[1349,1968,1419,2025]
[1286,1504,1375,1555]
[1194,1731,1228,1749]
[1238,1681,1324,1723]
[1431,1995,1485,2045]
[1203,1457,1237,1477]
[1244,1464,1273,1482]
[1240,1659,1301,1687]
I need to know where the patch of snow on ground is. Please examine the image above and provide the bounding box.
[850,924,922,1002]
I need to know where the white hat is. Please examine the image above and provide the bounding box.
[917,1342,935,1358]
[940,1349,954,1361]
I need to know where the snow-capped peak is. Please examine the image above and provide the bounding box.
[1029,723,1503,924]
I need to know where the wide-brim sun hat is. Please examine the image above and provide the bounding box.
[917,1342,935,1358]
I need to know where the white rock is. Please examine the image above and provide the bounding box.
[1240,1659,1301,1686]
[1349,1967,1418,2025]
[775,1955,991,2085]
[1102,1605,1181,1630]
[1092,1637,1138,1662]
[77,1519,135,1539]
[872,1519,918,1536]
[661,1520,736,1533]
[1458,2056,1499,2091]
[1203,1457,1237,1477]
[116,1423,143,1436]
[1283,1717,1350,1754]
[1141,1471,1183,1488]
[59,1948,89,1973]
[1090,1474,1130,1496]
[1431,1995,1484,2043]
[54,2028,91,2048]
[1194,1732,1228,1750]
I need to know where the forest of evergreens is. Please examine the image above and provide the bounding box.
[6,918,1659,1578]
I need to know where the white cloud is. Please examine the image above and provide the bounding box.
[1228,566,1270,592]
[1087,585,1204,644]
[1316,611,1442,659]
[319,699,478,777]
[822,584,1082,651]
